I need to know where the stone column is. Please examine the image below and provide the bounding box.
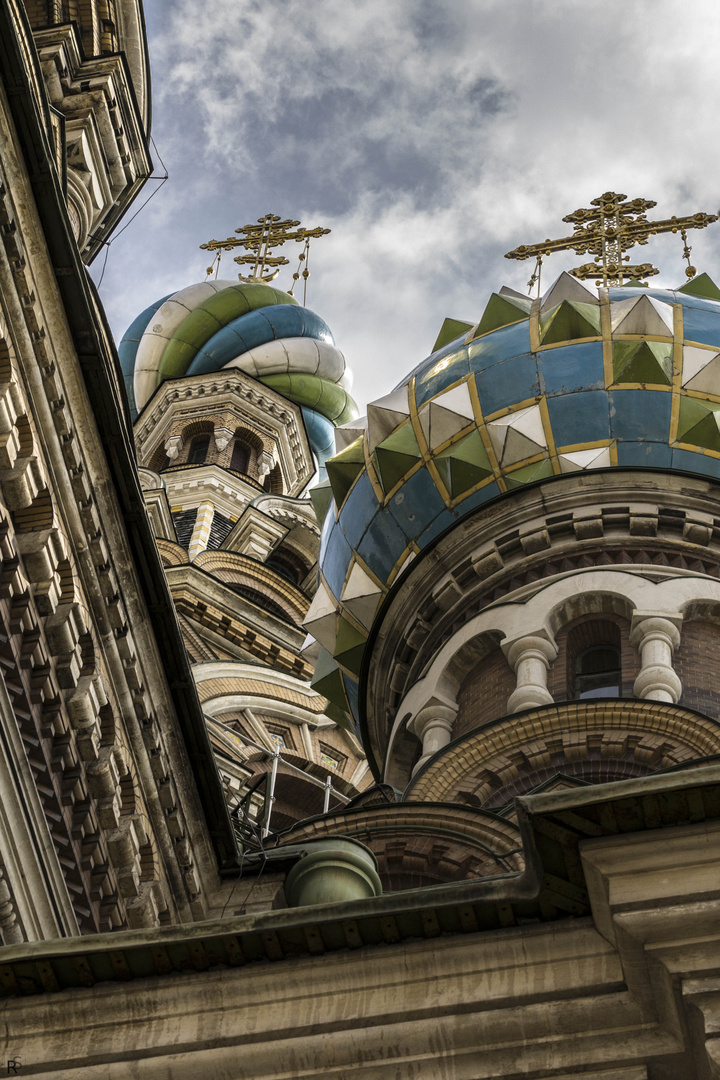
[188,500,215,560]
[504,634,557,713]
[409,704,457,775]
[630,613,682,703]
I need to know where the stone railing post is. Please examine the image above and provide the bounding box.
[504,634,557,713]
[630,613,682,703]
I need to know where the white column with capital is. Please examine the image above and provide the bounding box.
[504,634,557,713]
[630,613,682,703]
[408,704,457,775]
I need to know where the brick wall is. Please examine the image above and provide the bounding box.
[676,620,720,720]
[454,648,516,738]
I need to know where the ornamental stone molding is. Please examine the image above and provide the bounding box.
[133,372,313,497]
[0,126,218,933]
[387,568,720,781]
[32,24,151,261]
[364,472,720,777]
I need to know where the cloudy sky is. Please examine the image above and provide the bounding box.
[95,0,720,414]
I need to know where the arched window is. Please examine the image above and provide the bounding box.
[188,435,210,464]
[230,439,250,475]
[574,644,622,699]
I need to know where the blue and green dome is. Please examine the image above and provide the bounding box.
[307,270,720,732]
[119,280,357,473]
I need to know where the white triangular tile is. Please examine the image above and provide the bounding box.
[540,271,598,312]
[559,446,611,473]
[367,386,411,451]
[343,593,381,629]
[335,415,368,451]
[508,403,547,448]
[682,346,720,393]
[433,381,475,420]
[499,285,531,301]
[610,294,674,336]
[303,582,338,653]
[501,427,545,467]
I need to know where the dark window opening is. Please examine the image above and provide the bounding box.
[574,644,622,699]
[188,435,210,464]
[230,440,250,474]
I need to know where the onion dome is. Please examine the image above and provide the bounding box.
[119,280,357,474]
[308,271,720,733]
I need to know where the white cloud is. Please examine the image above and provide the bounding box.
[97,0,720,413]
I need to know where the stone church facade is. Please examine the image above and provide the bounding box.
[2,2,720,1079]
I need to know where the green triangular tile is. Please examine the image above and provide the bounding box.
[504,458,555,489]
[334,618,367,676]
[539,300,602,345]
[373,423,422,492]
[323,700,356,735]
[475,292,531,338]
[435,429,492,497]
[677,396,717,441]
[311,648,349,711]
[679,410,720,453]
[620,280,648,288]
[678,273,720,301]
[326,436,365,507]
[612,341,672,385]
[432,317,474,352]
[309,479,334,525]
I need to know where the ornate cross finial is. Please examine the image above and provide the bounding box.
[505,192,718,287]
[200,213,330,285]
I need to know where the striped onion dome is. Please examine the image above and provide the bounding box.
[119,280,357,475]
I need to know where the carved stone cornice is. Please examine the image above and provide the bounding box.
[32,23,151,260]
[364,472,720,771]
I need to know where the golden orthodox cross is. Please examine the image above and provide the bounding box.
[200,213,330,285]
[505,191,718,287]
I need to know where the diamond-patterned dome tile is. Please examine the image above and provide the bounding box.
[540,271,599,312]
[678,273,720,302]
[367,386,411,452]
[610,294,674,336]
[341,561,384,630]
[678,408,720,453]
[310,647,348,710]
[326,436,366,507]
[435,429,492,498]
[335,414,368,452]
[682,346,720,393]
[418,381,475,449]
[431,317,474,352]
[539,300,601,345]
[373,423,422,493]
[474,291,531,337]
[504,458,555,488]
[612,341,672,385]
[333,617,367,676]
[303,580,339,654]
[488,404,547,467]
[558,445,612,472]
[309,479,334,525]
